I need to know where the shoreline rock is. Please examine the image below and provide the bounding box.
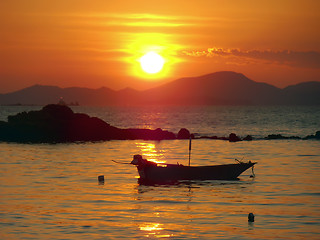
[0,104,319,143]
[264,134,301,140]
[177,128,195,139]
[229,133,242,142]
[304,131,320,140]
[0,104,177,143]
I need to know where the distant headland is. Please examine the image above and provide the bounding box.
[0,104,319,143]
[0,72,319,106]
[0,104,176,143]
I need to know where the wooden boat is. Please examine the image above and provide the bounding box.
[131,154,256,184]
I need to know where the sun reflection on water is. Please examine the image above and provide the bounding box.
[135,142,166,164]
[139,222,163,232]
[139,222,172,238]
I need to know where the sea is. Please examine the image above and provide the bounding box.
[0,105,319,239]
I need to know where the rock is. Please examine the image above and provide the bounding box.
[265,134,286,140]
[304,131,320,140]
[210,136,218,139]
[288,136,301,139]
[0,104,177,143]
[243,135,253,141]
[266,134,300,140]
[177,128,191,139]
[122,128,176,140]
[229,133,242,142]
[218,136,229,140]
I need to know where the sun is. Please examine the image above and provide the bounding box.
[139,51,165,74]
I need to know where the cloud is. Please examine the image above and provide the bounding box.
[55,12,196,29]
[183,48,320,69]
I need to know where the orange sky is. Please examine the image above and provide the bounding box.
[1,0,320,93]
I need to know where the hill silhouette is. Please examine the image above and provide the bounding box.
[0,71,319,105]
[142,72,282,105]
[282,81,320,105]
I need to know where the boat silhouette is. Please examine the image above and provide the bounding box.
[131,154,256,185]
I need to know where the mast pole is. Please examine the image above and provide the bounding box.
[188,137,192,166]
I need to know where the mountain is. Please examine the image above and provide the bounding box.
[0,85,118,106]
[282,82,320,105]
[143,71,282,105]
[0,72,319,105]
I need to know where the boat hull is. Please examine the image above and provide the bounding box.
[135,162,256,184]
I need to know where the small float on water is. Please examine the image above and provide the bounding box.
[130,139,256,184]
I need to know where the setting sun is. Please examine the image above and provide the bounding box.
[139,52,165,74]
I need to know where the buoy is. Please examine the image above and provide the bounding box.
[98,175,105,183]
[248,213,255,222]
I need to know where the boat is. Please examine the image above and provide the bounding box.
[131,154,257,184]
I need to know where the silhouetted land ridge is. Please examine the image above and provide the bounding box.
[0,104,319,143]
[0,104,177,143]
[1,71,319,105]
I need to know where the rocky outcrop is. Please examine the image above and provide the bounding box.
[265,134,301,140]
[229,133,242,142]
[0,104,176,143]
[177,128,192,139]
[243,135,253,141]
[119,128,176,141]
[304,131,320,140]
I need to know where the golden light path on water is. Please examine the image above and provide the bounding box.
[136,142,167,164]
[0,139,319,239]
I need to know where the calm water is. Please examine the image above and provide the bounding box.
[0,106,320,239]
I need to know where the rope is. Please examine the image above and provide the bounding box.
[111,160,131,165]
[250,165,255,178]
[235,157,245,164]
